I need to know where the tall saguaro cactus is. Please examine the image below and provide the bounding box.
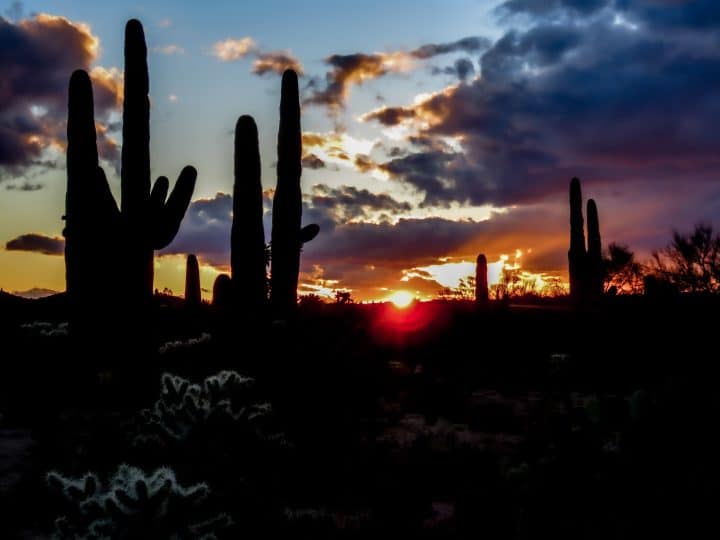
[270,70,304,319]
[185,254,201,307]
[567,177,604,302]
[232,116,267,310]
[568,177,586,300]
[229,70,318,320]
[64,19,196,321]
[586,199,603,297]
[475,253,488,304]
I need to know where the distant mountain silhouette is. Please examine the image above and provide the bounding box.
[11,287,58,299]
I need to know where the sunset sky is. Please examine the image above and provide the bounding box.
[2,0,719,301]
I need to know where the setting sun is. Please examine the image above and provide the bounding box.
[387,290,414,308]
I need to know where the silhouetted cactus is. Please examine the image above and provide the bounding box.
[568,177,586,300]
[586,199,603,297]
[46,465,231,538]
[568,178,604,302]
[230,70,319,319]
[212,274,232,308]
[64,19,196,322]
[269,70,320,319]
[185,254,201,307]
[475,253,488,304]
[232,116,267,311]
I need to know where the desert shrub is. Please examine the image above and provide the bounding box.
[46,465,231,539]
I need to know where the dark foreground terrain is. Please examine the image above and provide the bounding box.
[1,292,718,538]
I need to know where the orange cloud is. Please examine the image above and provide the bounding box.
[305,37,488,114]
[0,13,121,172]
[152,44,185,55]
[252,51,303,76]
[305,51,415,113]
[212,37,257,61]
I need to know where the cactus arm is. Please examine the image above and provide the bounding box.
[300,223,319,243]
[150,176,169,213]
[185,254,201,307]
[120,18,151,216]
[153,166,197,249]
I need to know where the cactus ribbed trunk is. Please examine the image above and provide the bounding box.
[270,70,302,319]
[185,254,201,307]
[64,19,196,336]
[121,19,153,309]
[65,71,118,321]
[568,177,586,300]
[475,253,488,304]
[586,199,603,297]
[232,116,267,311]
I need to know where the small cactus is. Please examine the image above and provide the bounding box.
[133,371,274,446]
[46,465,231,538]
[185,254,201,307]
[212,274,232,308]
[475,253,488,304]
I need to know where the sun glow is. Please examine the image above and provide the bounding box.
[387,290,414,308]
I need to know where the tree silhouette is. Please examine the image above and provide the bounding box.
[334,290,353,304]
[603,243,645,294]
[651,223,720,293]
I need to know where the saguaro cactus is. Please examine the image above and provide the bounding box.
[232,116,267,310]
[185,254,201,307]
[270,70,304,319]
[568,177,587,300]
[567,178,604,302]
[230,70,318,319]
[212,274,232,309]
[586,199,603,297]
[475,253,488,304]
[64,19,196,320]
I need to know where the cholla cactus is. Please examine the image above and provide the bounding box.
[46,465,231,539]
[157,332,212,355]
[134,371,276,447]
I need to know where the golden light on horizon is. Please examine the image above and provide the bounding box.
[387,290,414,308]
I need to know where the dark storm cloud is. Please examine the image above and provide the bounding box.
[0,14,121,177]
[305,36,490,113]
[498,0,608,17]
[432,58,476,81]
[303,204,567,273]
[301,153,326,169]
[5,233,64,255]
[159,189,572,295]
[411,36,491,59]
[310,184,411,221]
[6,181,43,191]
[362,4,720,208]
[160,193,233,266]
